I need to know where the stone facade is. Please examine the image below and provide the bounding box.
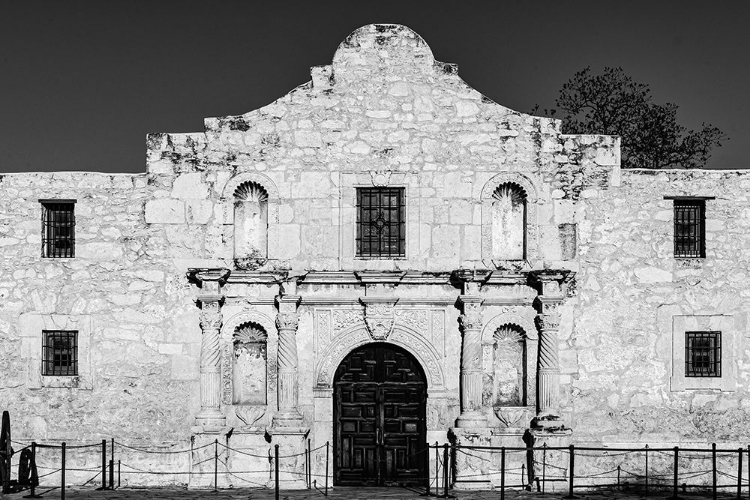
[0,24,748,489]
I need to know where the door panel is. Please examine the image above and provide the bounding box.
[334,344,426,486]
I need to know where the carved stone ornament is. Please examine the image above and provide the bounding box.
[362,299,397,341]
[275,313,299,331]
[200,301,222,330]
[369,170,392,187]
[536,313,561,331]
[459,301,483,332]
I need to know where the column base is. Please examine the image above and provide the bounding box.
[449,427,492,490]
[272,411,304,428]
[454,410,488,428]
[195,408,226,431]
[267,426,311,490]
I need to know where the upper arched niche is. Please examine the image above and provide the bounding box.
[331,24,438,77]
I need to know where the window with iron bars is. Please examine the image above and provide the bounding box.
[41,201,75,258]
[356,188,405,258]
[42,330,78,376]
[674,199,705,258]
[685,331,721,377]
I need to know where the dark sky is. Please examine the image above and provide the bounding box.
[2,1,747,173]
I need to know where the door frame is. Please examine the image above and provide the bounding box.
[332,342,428,486]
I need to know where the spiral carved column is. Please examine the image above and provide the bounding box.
[456,295,487,428]
[196,296,226,428]
[536,310,561,417]
[274,294,303,427]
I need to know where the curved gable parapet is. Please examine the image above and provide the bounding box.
[332,24,436,74]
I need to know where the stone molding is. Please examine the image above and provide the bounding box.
[314,324,445,390]
[220,311,278,407]
[480,172,539,266]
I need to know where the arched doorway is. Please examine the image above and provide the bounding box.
[333,343,427,486]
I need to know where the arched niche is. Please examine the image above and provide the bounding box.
[219,172,279,269]
[232,321,268,404]
[220,311,278,411]
[481,311,538,409]
[480,173,539,267]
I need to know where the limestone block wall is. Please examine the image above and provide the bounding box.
[567,169,750,445]
[0,172,206,447]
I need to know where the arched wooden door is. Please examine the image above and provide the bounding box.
[333,343,427,486]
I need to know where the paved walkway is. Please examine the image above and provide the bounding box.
[5,487,739,499]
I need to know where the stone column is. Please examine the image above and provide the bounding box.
[192,268,230,429]
[530,270,570,428]
[536,303,562,417]
[273,291,303,427]
[455,295,487,428]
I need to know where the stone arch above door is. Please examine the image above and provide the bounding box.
[315,325,445,391]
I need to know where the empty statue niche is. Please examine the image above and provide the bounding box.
[233,181,268,270]
[492,324,527,407]
[491,182,527,260]
[233,321,268,405]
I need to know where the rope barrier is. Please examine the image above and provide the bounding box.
[114,440,213,454]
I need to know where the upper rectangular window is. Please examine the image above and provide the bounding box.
[674,199,704,258]
[42,330,78,376]
[356,188,405,258]
[685,331,721,377]
[41,201,75,258]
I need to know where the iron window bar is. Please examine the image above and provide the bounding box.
[41,201,75,258]
[356,188,405,258]
[685,331,721,377]
[42,330,78,376]
[673,199,704,258]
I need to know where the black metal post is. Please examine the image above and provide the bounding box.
[117,460,121,489]
[435,441,439,497]
[28,441,40,498]
[617,465,621,490]
[673,446,679,500]
[214,439,218,492]
[564,444,575,499]
[645,444,649,494]
[711,443,716,500]
[61,442,66,500]
[275,444,279,500]
[325,441,329,497]
[110,438,114,489]
[307,438,311,489]
[542,444,547,495]
[500,447,506,500]
[738,447,743,500]
[424,443,431,496]
[442,444,449,498]
[99,439,107,490]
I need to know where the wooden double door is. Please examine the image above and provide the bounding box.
[334,343,427,486]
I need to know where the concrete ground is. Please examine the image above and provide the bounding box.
[4,486,739,499]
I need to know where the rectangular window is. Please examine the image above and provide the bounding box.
[41,201,75,258]
[356,188,405,258]
[685,331,721,377]
[42,330,78,376]
[674,200,704,258]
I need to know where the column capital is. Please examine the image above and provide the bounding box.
[529,269,573,298]
[276,312,300,331]
[535,313,561,331]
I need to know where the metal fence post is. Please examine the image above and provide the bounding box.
[99,439,107,490]
[325,441,329,497]
[61,442,66,500]
[117,460,121,489]
[425,443,431,496]
[435,441,439,497]
[442,444,449,498]
[275,444,279,500]
[738,447,743,500]
[645,444,649,494]
[214,439,218,492]
[617,465,621,491]
[564,444,575,499]
[110,438,114,489]
[673,446,679,500]
[711,443,716,500]
[29,441,39,498]
[500,447,506,500]
[542,443,547,495]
